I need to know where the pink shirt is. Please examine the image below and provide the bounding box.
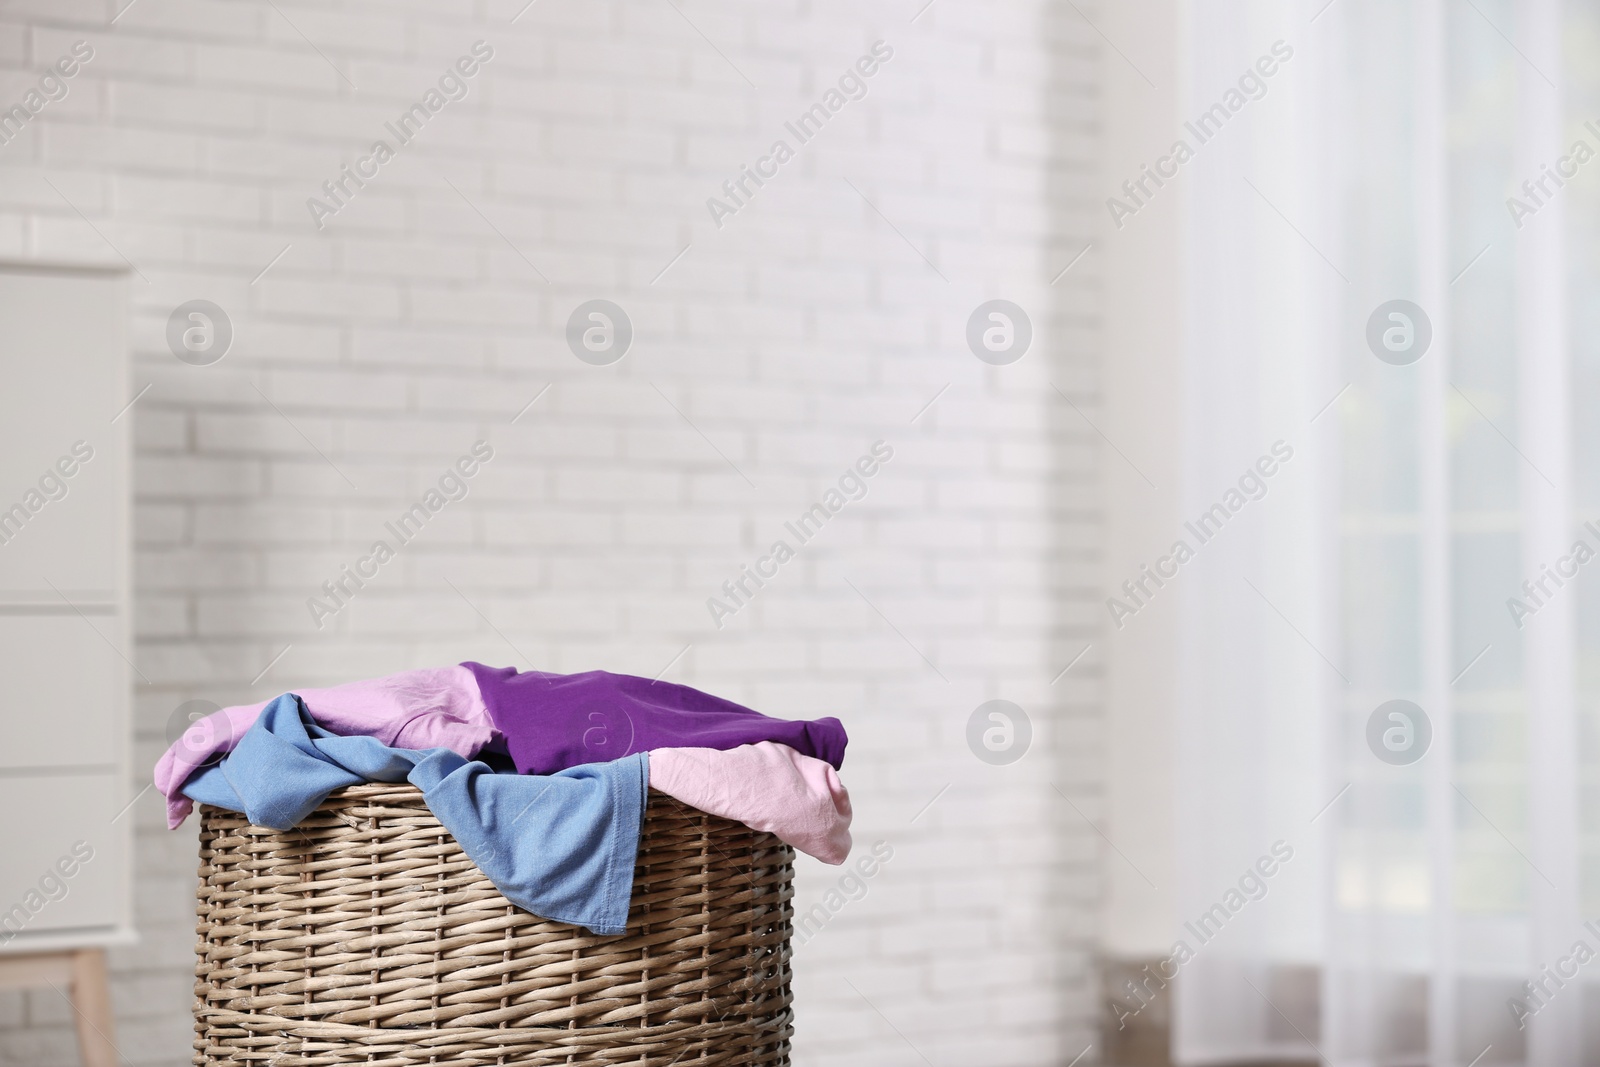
[156,665,494,828]
[649,742,853,864]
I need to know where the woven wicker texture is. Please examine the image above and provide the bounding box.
[192,785,794,1066]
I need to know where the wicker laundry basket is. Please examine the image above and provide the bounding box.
[192,785,794,1066]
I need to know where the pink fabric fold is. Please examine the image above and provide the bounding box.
[155,665,494,828]
[647,742,853,864]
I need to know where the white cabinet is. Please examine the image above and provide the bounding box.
[0,265,132,953]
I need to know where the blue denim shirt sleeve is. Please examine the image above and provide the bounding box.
[183,692,648,935]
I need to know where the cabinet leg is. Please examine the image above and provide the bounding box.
[69,949,117,1067]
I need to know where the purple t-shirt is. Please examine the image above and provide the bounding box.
[463,663,847,775]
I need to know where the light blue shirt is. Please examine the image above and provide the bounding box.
[183,693,647,935]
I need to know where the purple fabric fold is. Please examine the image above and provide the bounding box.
[462,663,847,775]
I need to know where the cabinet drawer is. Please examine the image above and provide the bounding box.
[0,773,129,944]
[0,448,125,600]
[0,614,123,769]
[0,268,127,600]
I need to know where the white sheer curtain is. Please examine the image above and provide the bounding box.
[1171,0,1597,1063]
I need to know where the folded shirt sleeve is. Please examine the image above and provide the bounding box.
[647,742,853,864]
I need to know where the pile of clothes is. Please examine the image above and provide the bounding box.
[155,663,851,935]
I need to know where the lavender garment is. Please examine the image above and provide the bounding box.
[463,663,847,775]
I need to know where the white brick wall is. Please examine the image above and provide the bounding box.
[0,2,1101,1064]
